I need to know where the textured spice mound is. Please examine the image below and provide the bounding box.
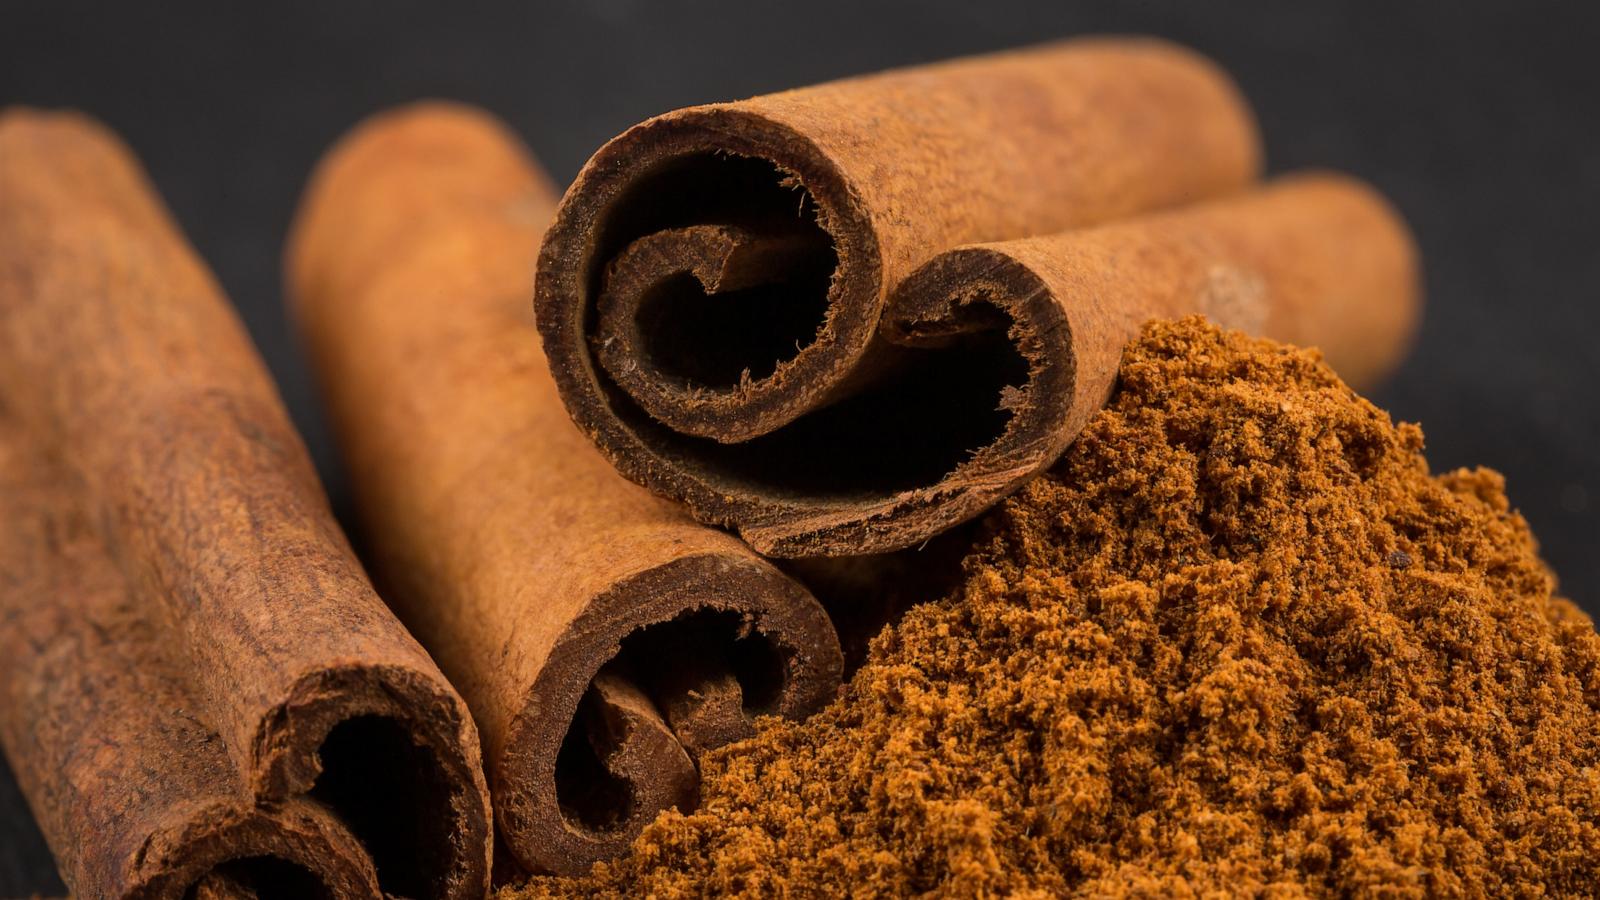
[512,318,1600,897]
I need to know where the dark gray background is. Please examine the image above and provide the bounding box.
[2,1,1596,892]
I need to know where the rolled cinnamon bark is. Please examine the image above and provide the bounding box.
[868,172,1421,547]
[0,439,383,900]
[286,104,842,876]
[535,37,1266,556]
[0,109,490,898]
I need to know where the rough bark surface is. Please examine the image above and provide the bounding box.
[0,109,490,899]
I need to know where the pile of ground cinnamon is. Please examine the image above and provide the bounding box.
[510,317,1600,896]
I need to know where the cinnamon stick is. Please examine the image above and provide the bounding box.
[0,109,490,898]
[867,173,1421,546]
[534,37,1264,556]
[0,440,383,899]
[534,41,1421,557]
[286,104,843,876]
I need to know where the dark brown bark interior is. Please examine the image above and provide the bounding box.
[310,716,455,898]
[632,268,834,388]
[590,150,1031,502]
[552,608,787,833]
[186,856,330,900]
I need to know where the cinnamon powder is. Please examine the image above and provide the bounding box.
[510,317,1600,896]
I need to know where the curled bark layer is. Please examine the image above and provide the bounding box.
[287,104,842,876]
[0,109,490,898]
[535,38,1267,557]
[869,173,1421,549]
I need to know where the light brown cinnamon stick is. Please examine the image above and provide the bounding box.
[535,41,1421,557]
[0,109,490,898]
[286,104,843,876]
[535,37,1265,556]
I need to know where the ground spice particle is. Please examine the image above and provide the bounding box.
[509,317,1600,897]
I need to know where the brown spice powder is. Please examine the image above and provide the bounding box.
[509,317,1600,897]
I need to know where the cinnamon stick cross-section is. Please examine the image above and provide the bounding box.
[286,104,843,876]
[0,108,491,899]
[536,39,1420,557]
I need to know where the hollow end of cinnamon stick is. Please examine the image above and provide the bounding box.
[0,107,491,899]
[576,109,884,445]
[862,173,1423,554]
[493,553,839,873]
[287,103,844,877]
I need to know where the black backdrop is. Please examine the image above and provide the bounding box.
[2,1,1597,891]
